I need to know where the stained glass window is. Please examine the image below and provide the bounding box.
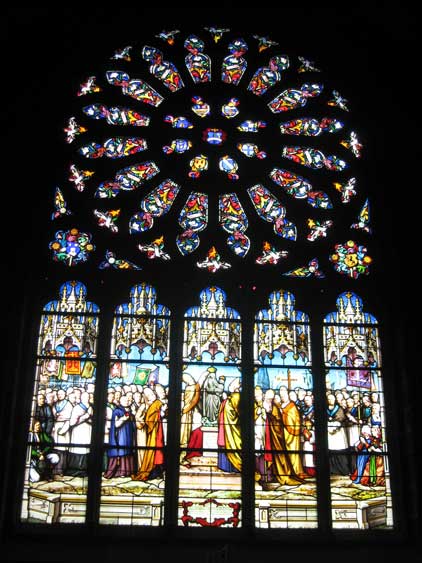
[14,26,401,538]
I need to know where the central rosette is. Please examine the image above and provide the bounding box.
[202,128,227,146]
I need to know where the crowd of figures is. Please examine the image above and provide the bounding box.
[28,376,385,489]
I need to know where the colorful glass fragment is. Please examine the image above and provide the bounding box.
[184,35,211,83]
[129,179,180,233]
[164,115,193,128]
[177,192,208,255]
[255,241,288,264]
[77,76,101,96]
[219,193,250,257]
[221,98,240,118]
[237,143,266,159]
[253,35,279,52]
[138,236,171,260]
[64,117,87,144]
[95,161,160,197]
[191,96,211,118]
[51,187,72,220]
[268,83,323,113]
[237,120,266,132]
[202,128,227,145]
[155,29,180,45]
[197,247,231,272]
[327,90,349,111]
[189,155,208,178]
[219,156,239,180]
[340,131,363,158]
[162,139,192,154]
[307,219,333,241]
[279,117,343,136]
[93,209,120,233]
[247,55,289,96]
[106,71,164,107]
[333,177,357,203]
[351,199,371,233]
[142,45,184,92]
[270,168,333,209]
[79,137,147,159]
[69,164,94,192]
[111,46,132,61]
[49,228,95,266]
[205,27,230,43]
[248,184,297,240]
[283,258,325,278]
[282,146,347,171]
[99,250,142,270]
[330,240,372,278]
[221,38,248,85]
[83,104,150,126]
[297,56,320,73]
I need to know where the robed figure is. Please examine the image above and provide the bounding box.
[104,395,136,478]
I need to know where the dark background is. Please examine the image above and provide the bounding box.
[2,3,419,561]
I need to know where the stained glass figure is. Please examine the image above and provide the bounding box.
[176,192,208,255]
[64,117,87,144]
[283,258,325,278]
[99,250,142,270]
[248,184,297,240]
[297,56,321,73]
[330,240,372,278]
[188,154,208,178]
[334,177,357,203]
[162,139,193,154]
[106,71,164,107]
[237,143,267,159]
[270,168,333,209]
[219,193,250,257]
[156,29,180,45]
[77,76,101,96]
[351,199,371,233]
[69,164,94,192]
[141,45,184,92]
[253,35,279,52]
[200,128,225,146]
[323,292,392,529]
[268,83,323,113]
[111,46,132,61]
[197,247,231,272]
[93,209,120,233]
[100,284,170,524]
[218,155,239,180]
[51,187,72,220]
[237,120,267,132]
[255,241,288,264]
[191,95,211,117]
[83,104,150,127]
[20,281,99,524]
[184,35,211,83]
[307,219,333,241]
[282,146,347,171]
[179,287,241,526]
[340,131,363,158]
[221,38,248,85]
[49,228,95,266]
[221,97,240,118]
[279,117,343,136]
[95,161,160,197]
[205,27,230,43]
[327,90,349,111]
[129,179,180,233]
[79,137,147,159]
[254,290,316,528]
[164,115,194,129]
[138,236,171,260]
[247,55,289,96]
